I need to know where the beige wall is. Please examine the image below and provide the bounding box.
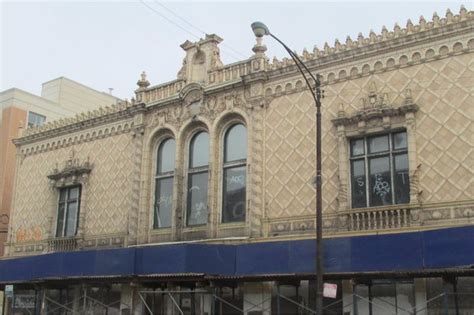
[9,120,134,252]
[41,77,120,112]
[0,88,74,124]
[264,50,473,219]
[6,10,473,256]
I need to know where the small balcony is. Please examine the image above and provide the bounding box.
[342,205,415,231]
[47,236,80,252]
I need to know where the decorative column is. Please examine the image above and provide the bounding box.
[128,105,146,245]
[336,104,349,211]
[245,35,268,237]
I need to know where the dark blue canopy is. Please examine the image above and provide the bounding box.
[1,225,473,283]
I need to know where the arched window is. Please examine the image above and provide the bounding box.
[187,131,209,226]
[222,123,247,223]
[154,138,175,228]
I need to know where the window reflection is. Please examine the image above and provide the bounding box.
[154,138,175,229]
[222,123,247,223]
[187,131,209,226]
[350,131,409,208]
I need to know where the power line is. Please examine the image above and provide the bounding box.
[151,0,248,59]
[139,0,246,61]
[139,0,201,41]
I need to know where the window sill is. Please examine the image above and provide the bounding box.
[149,227,172,235]
[218,221,246,229]
[339,203,418,215]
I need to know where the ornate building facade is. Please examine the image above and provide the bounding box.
[1,7,473,315]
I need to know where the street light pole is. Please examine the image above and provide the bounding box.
[251,22,324,314]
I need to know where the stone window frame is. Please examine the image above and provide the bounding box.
[332,89,419,211]
[218,117,249,225]
[47,155,92,242]
[152,137,176,229]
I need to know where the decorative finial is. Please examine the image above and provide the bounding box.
[369,29,377,43]
[432,12,440,27]
[137,71,150,89]
[393,23,401,36]
[252,36,267,54]
[419,16,426,30]
[381,26,389,40]
[406,19,414,34]
[459,5,467,18]
[324,42,330,54]
[445,8,454,23]
[404,89,413,104]
[313,45,320,56]
[345,36,353,47]
[357,32,365,45]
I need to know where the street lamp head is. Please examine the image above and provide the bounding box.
[251,22,270,37]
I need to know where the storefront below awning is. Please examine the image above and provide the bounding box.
[1,225,473,284]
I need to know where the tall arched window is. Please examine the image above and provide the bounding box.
[187,131,209,226]
[154,138,175,228]
[222,123,247,223]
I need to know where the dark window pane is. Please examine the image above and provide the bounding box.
[187,172,208,226]
[28,111,46,128]
[396,283,415,315]
[189,132,209,168]
[351,159,367,208]
[393,131,407,150]
[350,138,364,156]
[154,177,173,228]
[394,154,410,204]
[157,138,176,174]
[222,166,246,223]
[368,135,389,153]
[69,187,80,200]
[371,283,396,314]
[64,201,78,237]
[369,156,392,206]
[59,189,67,202]
[56,203,65,237]
[225,124,247,162]
[354,285,370,314]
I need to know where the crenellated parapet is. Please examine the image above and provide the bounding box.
[14,99,145,145]
[268,6,472,70]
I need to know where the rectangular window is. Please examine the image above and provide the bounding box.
[354,281,415,315]
[56,186,81,237]
[350,131,409,208]
[27,112,46,128]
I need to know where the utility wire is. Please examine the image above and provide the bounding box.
[139,0,201,41]
[139,0,246,61]
[152,0,248,59]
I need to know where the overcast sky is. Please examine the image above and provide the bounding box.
[1,0,470,100]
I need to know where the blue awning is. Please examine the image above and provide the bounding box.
[1,225,473,283]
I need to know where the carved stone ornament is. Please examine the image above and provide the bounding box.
[332,84,419,131]
[48,150,92,187]
[179,82,204,106]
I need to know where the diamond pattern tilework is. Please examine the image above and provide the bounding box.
[12,132,133,241]
[265,55,473,218]
[414,57,473,202]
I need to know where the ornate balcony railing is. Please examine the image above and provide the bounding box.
[48,236,79,252]
[345,206,412,231]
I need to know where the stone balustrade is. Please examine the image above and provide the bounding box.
[48,236,80,252]
[208,61,250,85]
[143,79,186,103]
[345,206,412,231]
